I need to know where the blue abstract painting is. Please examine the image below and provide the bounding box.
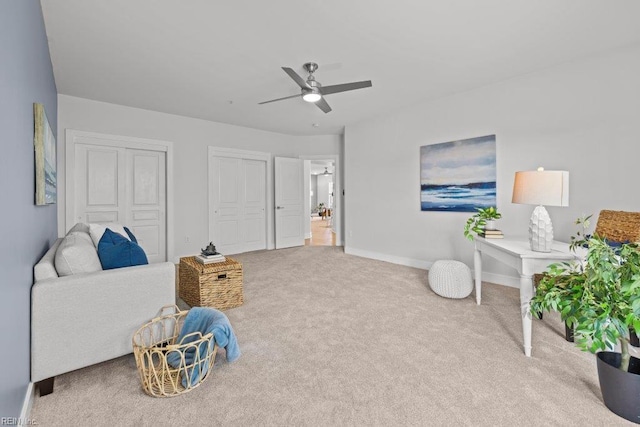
[420,135,496,212]
[34,103,57,205]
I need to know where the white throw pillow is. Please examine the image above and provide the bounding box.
[89,223,131,247]
[55,232,103,276]
[67,222,90,235]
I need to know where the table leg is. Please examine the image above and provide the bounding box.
[474,248,482,305]
[520,274,534,357]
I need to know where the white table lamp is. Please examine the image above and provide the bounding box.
[512,167,569,252]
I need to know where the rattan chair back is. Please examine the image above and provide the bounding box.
[594,210,640,243]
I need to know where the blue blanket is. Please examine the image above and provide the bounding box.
[166,307,240,387]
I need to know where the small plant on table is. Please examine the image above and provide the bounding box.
[463,206,502,241]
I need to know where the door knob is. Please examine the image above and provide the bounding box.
[276,206,284,210]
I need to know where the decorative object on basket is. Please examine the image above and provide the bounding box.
[195,253,226,264]
[463,206,502,241]
[179,256,244,309]
[132,306,218,397]
[166,307,240,387]
[201,242,218,256]
[511,167,569,252]
[428,260,473,299]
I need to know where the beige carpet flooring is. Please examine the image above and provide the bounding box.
[30,246,634,426]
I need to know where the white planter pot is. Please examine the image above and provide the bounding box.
[484,220,497,230]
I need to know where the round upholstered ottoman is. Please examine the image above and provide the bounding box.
[428,260,473,299]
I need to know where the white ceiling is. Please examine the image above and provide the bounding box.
[41,0,640,136]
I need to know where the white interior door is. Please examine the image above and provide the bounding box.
[211,156,242,254]
[72,143,168,262]
[126,149,167,264]
[73,143,126,225]
[210,156,266,255]
[242,159,267,252]
[275,157,304,249]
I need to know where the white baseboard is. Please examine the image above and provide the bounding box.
[344,247,432,270]
[477,271,519,289]
[19,382,35,423]
[344,246,520,289]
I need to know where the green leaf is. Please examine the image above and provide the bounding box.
[533,219,640,355]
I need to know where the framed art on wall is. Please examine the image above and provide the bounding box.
[420,135,496,212]
[34,103,57,205]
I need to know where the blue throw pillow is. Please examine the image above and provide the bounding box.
[124,226,138,244]
[607,240,629,248]
[581,236,630,249]
[97,228,148,270]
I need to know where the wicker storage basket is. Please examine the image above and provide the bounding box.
[179,256,243,310]
[132,305,218,397]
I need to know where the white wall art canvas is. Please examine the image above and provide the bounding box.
[34,103,57,205]
[420,135,496,212]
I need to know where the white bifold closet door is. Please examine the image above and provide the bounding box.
[73,144,167,263]
[210,156,267,255]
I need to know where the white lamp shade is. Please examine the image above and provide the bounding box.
[512,170,569,207]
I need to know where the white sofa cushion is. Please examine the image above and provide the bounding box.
[55,232,103,277]
[67,222,90,235]
[34,238,63,282]
[89,223,131,247]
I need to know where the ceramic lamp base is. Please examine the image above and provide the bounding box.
[529,205,553,252]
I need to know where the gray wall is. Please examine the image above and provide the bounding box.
[344,46,640,285]
[0,0,57,417]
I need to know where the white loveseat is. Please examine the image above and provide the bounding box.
[31,223,175,395]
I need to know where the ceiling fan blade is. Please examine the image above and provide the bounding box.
[319,80,372,96]
[315,97,332,113]
[258,94,301,105]
[282,67,310,89]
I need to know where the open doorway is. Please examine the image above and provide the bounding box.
[306,160,336,246]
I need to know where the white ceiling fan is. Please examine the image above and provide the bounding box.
[259,62,372,113]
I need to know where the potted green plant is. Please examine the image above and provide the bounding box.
[530,216,640,423]
[463,206,502,241]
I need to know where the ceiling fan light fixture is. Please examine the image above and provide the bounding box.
[302,90,321,103]
[258,63,371,114]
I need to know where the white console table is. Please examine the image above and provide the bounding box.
[473,237,578,357]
